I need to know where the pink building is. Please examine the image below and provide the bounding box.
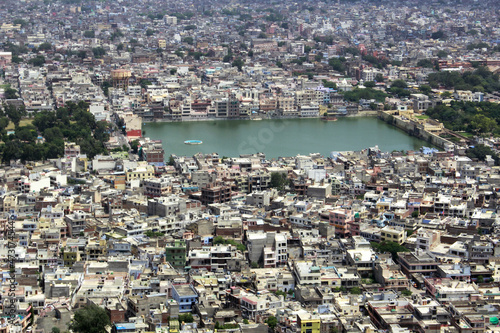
[329,209,359,237]
[0,52,12,67]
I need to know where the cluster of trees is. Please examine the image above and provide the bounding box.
[83,30,95,38]
[169,11,194,20]
[144,231,165,238]
[370,241,410,260]
[387,79,412,98]
[0,101,110,164]
[467,42,489,50]
[431,30,446,40]
[417,59,437,69]
[232,58,245,71]
[427,67,500,93]
[466,145,500,165]
[177,313,194,323]
[265,316,278,330]
[362,54,390,69]
[322,79,337,89]
[328,57,347,73]
[215,322,239,330]
[28,55,46,67]
[69,304,110,333]
[269,172,289,191]
[92,47,106,58]
[426,101,500,136]
[213,236,246,252]
[343,88,388,103]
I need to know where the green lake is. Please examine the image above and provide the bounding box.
[143,117,431,159]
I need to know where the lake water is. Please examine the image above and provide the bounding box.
[143,117,431,159]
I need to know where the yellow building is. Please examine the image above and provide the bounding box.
[1,194,17,212]
[126,163,155,182]
[63,248,81,267]
[380,226,406,245]
[86,239,108,260]
[297,313,320,333]
[158,39,166,48]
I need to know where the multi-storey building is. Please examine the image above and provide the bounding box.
[165,240,187,270]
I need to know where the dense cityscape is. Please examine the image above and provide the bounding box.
[1,0,500,332]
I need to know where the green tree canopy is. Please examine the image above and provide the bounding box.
[371,241,410,260]
[266,316,277,330]
[401,289,412,296]
[69,304,110,333]
[232,58,245,71]
[270,172,288,191]
[4,88,18,99]
[38,42,52,51]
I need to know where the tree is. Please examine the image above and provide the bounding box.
[431,30,445,40]
[83,30,95,38]
[265,316,277,330]
[417,59,434,68]
[270,172,287,191]
[38,42,52,51]
[441,91,452,99]
[0,117,10,130]
[251,261,259,269]
[232,58,244,71]
[437,50,448,59]
[364,81,376,88]
[69,304,110,333]
[175,49,184,58]
[77,50,87,59]
[322,80,337,89]
[5,104,25,126]
[13,19,28,27]
[371,241,410,260]
[4,87,18,99]
[401,289,412,296]
[350,287,361,295]
[419,85,432,95]
[391,80,408,89]
[477,275,484,283]
[146,29,155,36]
[466,145,497,162]
[92,47,106,58]
[178,313,194,323]
[183,37,194,45]
[28,55,45,67]
[51,327,60,333]
[328,58,346,73]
